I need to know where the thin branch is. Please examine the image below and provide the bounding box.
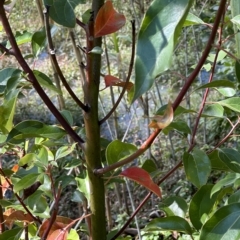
[95,0,228,174]
[76,17,87,30]
[99,20,136,125]
[43,6,89,112]
[0,3,85,148]
[0,43,14,56]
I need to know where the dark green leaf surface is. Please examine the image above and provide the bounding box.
[132,0,193,102]
[145,216,193,234]
[218,148,240,173]
[189,184,218,230]
[183,149,211,188]
[6,120,66,144]
[0,228,23,240]
[200,203,240,240]
[209,150,232,172]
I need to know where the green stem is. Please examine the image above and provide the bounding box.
[83,1,106,239]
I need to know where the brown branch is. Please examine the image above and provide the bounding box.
[95,0,228,176]
[0,3,85,148]
[43,6,89,112]
[99,20,136,125]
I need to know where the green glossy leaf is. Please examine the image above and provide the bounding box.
[0,228,23,240]
[217,97,240,112]
[141,159,157,173]
[183,12,205,26]
[71,190,87,203]
[13,173,40,193]
[33,70,61,94]
[202,104,224,117]
[19,153,37,167]
[55,143,77,160]
[218,148,240,173]
[31,28,46,57]
[200,203,240,240]
[189,184,219,230]
[216,88,236,97]
[209,150,232,172]
[6,120,66,144]
[145,216,192,234]
[159,196,188,218]
[162,120,191,136]
[27,190,50,218]
[44,0,83,28]
[132,0,193,102]
[106,140,137,165]
[6,31,32,48]
[183,149,211,188]
[195,80,235,91]
[0,68,21,94]
[211,173,240,196]
[75,174,90,205]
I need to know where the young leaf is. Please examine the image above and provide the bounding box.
[145,216,193,234]
[149,101,173,129]
[102,75,133,91]
[132,0,193,102]
[119,167,161,198]
[55,143,77,160]
[94,1,126,38]
[200,203,240,240]
[183,12,205,27]
[183,149,211,188]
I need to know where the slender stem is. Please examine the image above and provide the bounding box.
[0,159,5,234]
[0,3,85,147]
[99,20,136,125]
[43,6,88,112]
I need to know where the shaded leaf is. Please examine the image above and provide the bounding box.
[6,120,66,144]
[94,1,126,38]
[162,120,191,136]
[218,148,240,173]
[106,140,137,165]
[228,189,240,204]
[235,60,240,83]
[195,80,235,91]
[189,184,218,230]
[141,159,157,173]
[5,210,34,223]
[132,0,193,102]
[149,101,173,129]
[120,167,161,198]
[209,150,232,172]
[183,149,211,188]
[145,216,192,234]
[231,15,240,28]
[34,70,61,94]
[200,203,240,240]
[0,228,23,240]
[31,28,46,57]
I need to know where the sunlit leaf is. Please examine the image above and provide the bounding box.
[216,88,236,97]
[55,143,77,160]
[94,1,126,38]
[6,31,32,48]
[217,97,240,112]
[202,104,224,117]
[200,203,240,240]
[183,12,205,27]
[120,167,161,198]
[231,15,240,28]
[149,101,173,129]
[195,80,235,91]
[162,120,191,136]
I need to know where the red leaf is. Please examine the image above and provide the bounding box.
[47,229,68,240]
[94,1,126,38]
[120,167,161,198]
[104,75,133,91]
